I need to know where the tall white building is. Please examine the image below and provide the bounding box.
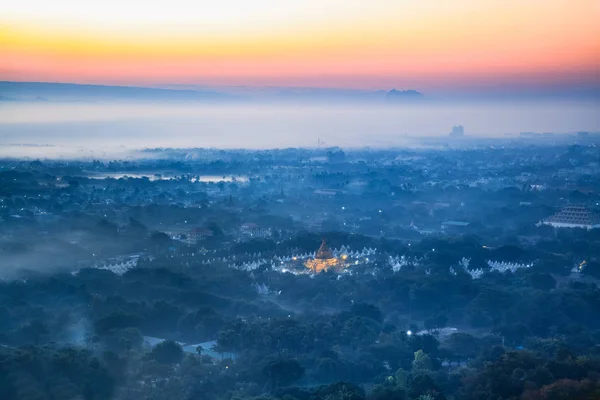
[449,125,464,137]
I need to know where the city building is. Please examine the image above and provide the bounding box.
[240,222,272,238]
[520,132,539,138]
[541,205,600,230]
[441,220,470,230]
[189,227,214,243]
[449,125,464,137]
[313,189,343,197]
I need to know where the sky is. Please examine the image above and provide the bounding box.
[1,0,600,93]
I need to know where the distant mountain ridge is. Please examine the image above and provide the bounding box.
[271,88,424,102]
[0,81,234,102]
[385,89,425,101]
[157,84,424,102]
[0,81,424,103]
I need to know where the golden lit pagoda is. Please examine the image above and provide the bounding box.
[305,238,340,273]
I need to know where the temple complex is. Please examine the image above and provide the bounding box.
[541,205,600,230]
[305,238,342,273]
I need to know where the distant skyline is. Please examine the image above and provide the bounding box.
[1,1,600,96]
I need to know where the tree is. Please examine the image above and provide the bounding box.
[417,395,435,400]
[350,303,383,323]
[262,359,304,389]
[103,327,143,352]
[94,312,142,335]
[127,217,148,238]
[150,231,172,249]
[583,261,600,279]
[442,333,479,360]
[150,340,184,365]
[368,342,413,372]
[18,320,49,345]
[493,323,531,346]
[0,346,115,400]
[327,150,346,163]
[529,378,597,400]
[409,334,440,355]
[313,382,365,400]
[434,314,448,330]
[424,318,437,332]
[94,218,118,237]
[409,373,442,400]
[342,317,379,354]
[368,384,407,400]
[207,221,224,236]
[217,329,240,356]
[412,350,433,372]
[529,273,556,291]
[395,368,408,388]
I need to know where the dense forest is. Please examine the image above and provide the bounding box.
[1,146,600,399]
[1,231,600,400]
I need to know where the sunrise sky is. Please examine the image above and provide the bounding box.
[1,0,599,92]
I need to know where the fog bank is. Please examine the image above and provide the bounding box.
[0,101,598,158]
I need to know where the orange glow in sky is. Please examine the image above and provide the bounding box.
[1,0,599,90]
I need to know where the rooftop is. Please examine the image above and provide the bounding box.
[544,205,600,228]
[442,221,470,227]
[315,238,335,260]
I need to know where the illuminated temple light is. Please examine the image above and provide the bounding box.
[305,238,343,273]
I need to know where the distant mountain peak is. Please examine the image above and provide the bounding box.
[386,89,424,100]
